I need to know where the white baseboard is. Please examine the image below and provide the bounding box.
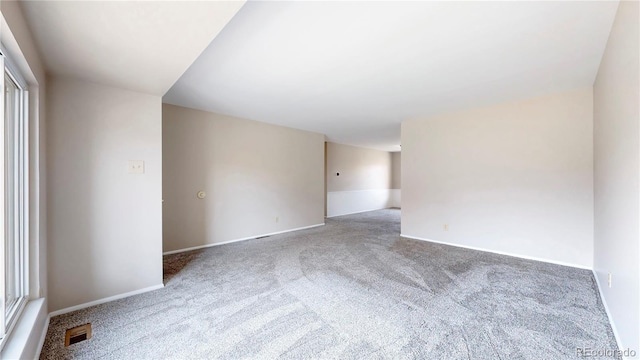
[163,223,325,255]
[34,314,50,360]
[400,233,591,270]
[592,270,627,358]
[49,284,164,317]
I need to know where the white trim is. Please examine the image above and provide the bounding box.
[0,49,6,345]
[592,270,626,358]
[0,44,27,89]
[0,298,45,359]
[326,207,396,218]
[400,233,591,270]
[1,299,27,348]
[2,42,32,349]
[33,314,49,360]
[163,223,325,255]
[48,284,164,317]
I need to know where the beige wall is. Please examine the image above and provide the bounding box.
[402,87,594,268]
[162,104,324,253]
[47,76,163,312]
[325,142,397,216]
[593,0,639,353]
[1,2,49,359]
[391,152,401,190]
[326,142,391,192]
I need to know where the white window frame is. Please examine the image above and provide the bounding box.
[0,45,30,350]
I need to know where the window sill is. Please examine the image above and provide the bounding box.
[0,298,47,359]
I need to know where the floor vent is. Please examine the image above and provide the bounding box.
[65,323,92,347]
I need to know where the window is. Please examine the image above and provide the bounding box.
[0,47,29,346]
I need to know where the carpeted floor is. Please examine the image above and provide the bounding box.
[40,209,620,359]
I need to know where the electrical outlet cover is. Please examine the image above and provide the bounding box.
[128,160,144,174]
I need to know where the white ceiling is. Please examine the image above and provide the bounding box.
[20,0,246,96]
[164,1,618,151]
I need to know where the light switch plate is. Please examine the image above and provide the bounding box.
[128,160,144,174]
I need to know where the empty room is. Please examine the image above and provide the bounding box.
[0,0,638,359]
